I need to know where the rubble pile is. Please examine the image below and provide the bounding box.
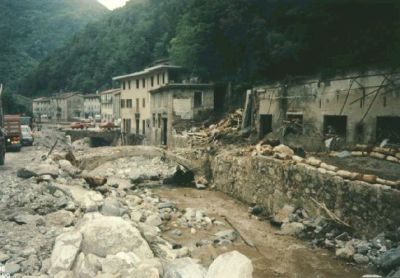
[187,109,244,146]
[0,148,254,277]
[267,204,400,277]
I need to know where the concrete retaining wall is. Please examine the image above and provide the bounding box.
[211,150,400,237]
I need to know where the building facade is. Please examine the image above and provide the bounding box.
[99,89,121,123]
[112,63,182,135]
[149,84,214,146]
[32,97,51,119]
[83,94,101,119]
[49,92,84,122]
[254,71,400,146]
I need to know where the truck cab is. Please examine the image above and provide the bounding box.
[4,115,22,151]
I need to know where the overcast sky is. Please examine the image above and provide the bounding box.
[97,0,129,10]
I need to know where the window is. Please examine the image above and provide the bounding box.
[136,98,139,111]
[122,81,126,90]
[126,99,132,108]
[128,80,131,89]
[157,74,160,85]
[142,120,146,135]
[158,113,161,128]
[162,72,165,84]
[152,113,156,127]
[142,78,145,88]
[194,92,203,108]
[121,99,126,108]
[151,76,154,87]
[123,119,131,133]
[136,79,139,89]
[142,98,145,108]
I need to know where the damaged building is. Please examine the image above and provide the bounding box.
[252,71,400,149]
[149,84,214,146]
[113,60,215,145]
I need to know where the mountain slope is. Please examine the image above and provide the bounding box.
[0,0,108,90]
[21,0,400,97]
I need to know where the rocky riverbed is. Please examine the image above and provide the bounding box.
[0,130,399,277]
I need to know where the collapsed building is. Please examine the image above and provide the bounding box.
[251,71,400,150]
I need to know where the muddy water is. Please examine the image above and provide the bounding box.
[155,186,368,278]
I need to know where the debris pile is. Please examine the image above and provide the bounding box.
[187,109,244,146]
[269,204,400,277]
[332,145,400,165]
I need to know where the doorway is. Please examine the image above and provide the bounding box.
[136,119,140,134]
[323,115,347,138]
[259,114,272,138]
[162,118,168,145]
[376,116,400,143]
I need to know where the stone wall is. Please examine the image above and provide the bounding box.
[211,150,400,237]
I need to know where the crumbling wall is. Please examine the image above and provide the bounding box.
[211,150,400,237]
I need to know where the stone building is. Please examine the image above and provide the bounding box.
[149,84,214,146]
[113,61,215,145]
[253,71,400,147]
[32,97,51,119]
[113,62,182,135]
[83,94,100,119]
[99,89,121,122]
[49,92,84,122]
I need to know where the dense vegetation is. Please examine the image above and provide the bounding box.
[18,0,400,98]
[0,0,107,89]
[0,0,108,113]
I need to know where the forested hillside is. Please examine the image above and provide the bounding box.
[20,0,400,97]
[0,0,108,91]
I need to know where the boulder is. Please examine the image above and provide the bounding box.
[273,144,294,157]
[145,213,163,227]
[12,213,45,226]
[4,263,21,275]
[17,164,59,179]
[306,157,322,167]
[164,257,207,278]
[83,176,107,188]
[79,215,153,259]
[377,247,400,271]
[73,253,98,278]
[66,185,104,212]
[101,197,127,217]
[213,229,238,243]
[280,222,305,236]
[101,252,141,274]
[49,231,82,275]
[272,204,295,225]
[335,242,355,261]
[46,210,75,227]
[353,254,369,264]
[59,160,81,177]
[206,251,253,278]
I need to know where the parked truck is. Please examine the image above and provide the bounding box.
[0,84,5,164]
[4,115,22,152]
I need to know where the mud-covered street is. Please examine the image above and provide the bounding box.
[0,128,374,277]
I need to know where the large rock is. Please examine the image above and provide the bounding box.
[17,164,59,179]
[206,251,253,278]
[101,197,127,217]
[49,231,82,275]
[12,213,45,226]
[280,222,305,236]
[272,204,295,225]
[335,242,355,261]
[46,210,75,227]
[73,253,98,278]
[101,252,141,274]
[83,175,107,188]
[79,215,153,259]
[272,144,294,157]
[65,185,104,212]
[164,257,207,278]
[377,247,400,271]
[59,160,81,177]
